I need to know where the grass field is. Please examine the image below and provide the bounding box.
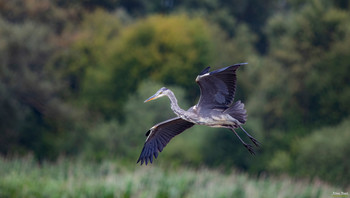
[0,156,345,198]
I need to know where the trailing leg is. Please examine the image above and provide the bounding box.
[239,125,261,147]
[230,127,255,155]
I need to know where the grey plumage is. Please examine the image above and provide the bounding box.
[137,63,260,165]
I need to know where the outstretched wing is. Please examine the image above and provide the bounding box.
[196,63,246,109]
[137,117,194,165]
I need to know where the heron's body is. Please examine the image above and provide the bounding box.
[174,103,242,128]
[137,63,260,165]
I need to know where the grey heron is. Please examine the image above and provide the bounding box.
[137,63,260,165]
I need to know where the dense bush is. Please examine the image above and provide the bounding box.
[248,0,350,130]
[293,118,350,186]
[0,16,80,159]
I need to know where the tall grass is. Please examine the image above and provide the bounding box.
[0,156,345,198]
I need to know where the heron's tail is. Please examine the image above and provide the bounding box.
[225,101,247,124]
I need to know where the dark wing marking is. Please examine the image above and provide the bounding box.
[196,63,247,109]
[137,117,194,165]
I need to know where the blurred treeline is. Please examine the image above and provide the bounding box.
[0,0,349,187]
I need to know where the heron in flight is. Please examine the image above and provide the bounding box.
[137,63,260,165]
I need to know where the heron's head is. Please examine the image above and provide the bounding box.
[144,87,169,103]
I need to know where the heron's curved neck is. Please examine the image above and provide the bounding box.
[166,90,186,117]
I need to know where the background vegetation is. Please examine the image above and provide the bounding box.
[0,0,349,196]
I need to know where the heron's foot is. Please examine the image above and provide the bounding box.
[244,144,255,155]
[249,137,261,147]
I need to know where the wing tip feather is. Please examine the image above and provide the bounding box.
[234,62,248,66]
[137,118,194,165]
[199,66,210,75]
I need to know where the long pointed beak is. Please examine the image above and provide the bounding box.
[144,94,158,103]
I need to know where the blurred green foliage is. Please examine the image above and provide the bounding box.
[0,15,79,159]
[253,0,350,129]
[0,156,342,198]
[106,14,214,111]
[0,0,349,188]
[293,118,350,187]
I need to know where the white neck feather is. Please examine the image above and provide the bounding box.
[166,90,186,117]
